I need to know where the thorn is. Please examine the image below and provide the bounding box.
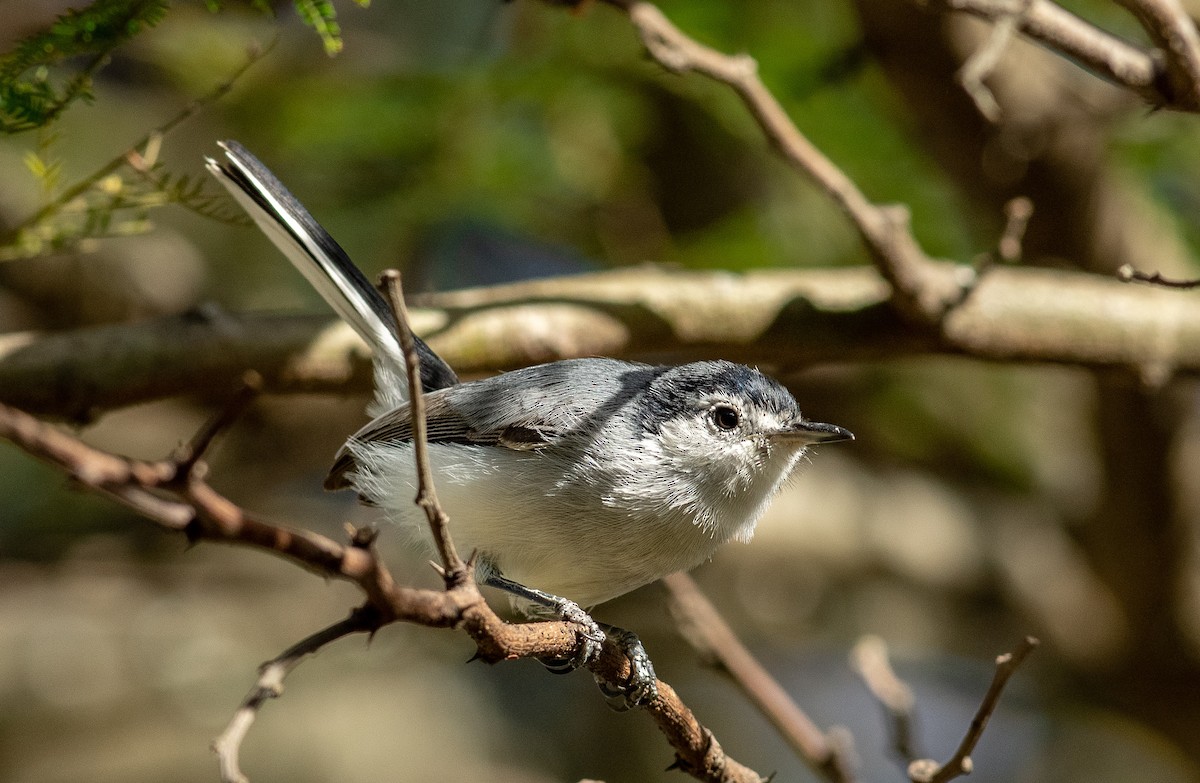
[183,517,203,545]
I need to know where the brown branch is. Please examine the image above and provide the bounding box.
[1116,0,1200,108]
[377,269,763,780]
[913,636,1040,783]
[601,0,964,325]
[172,370,263,479]
[378,269,465,577]
[918,0,1189,108]
[664,572,856,783]
[7,263,1200,422]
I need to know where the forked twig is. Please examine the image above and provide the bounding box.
[854,635,1039,783]
[213,612,379,783]
[957,0,1032,121]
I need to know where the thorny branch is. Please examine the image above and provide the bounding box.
[0,2,1052,779]
[0,317,765,783]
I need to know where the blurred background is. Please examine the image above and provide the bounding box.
[2,1,1200,781]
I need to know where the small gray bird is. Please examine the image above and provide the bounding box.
[207,141,852,705]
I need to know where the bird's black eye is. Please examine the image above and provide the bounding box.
[711,404,740,431]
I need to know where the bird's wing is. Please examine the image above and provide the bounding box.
[324,385,569,490]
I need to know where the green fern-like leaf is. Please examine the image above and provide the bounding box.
[293,0,346,55]
[0,0,169,133]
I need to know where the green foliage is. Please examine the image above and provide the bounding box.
[206,0,370,56]
[0,0,169,134]
[1,134,249,262]
[1,0,367,135]
[293,0,372,56]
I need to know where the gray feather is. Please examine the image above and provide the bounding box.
[325,358,660,489]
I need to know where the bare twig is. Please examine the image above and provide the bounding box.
[171,371,263,480]
[378,270,465,578]
[1117,264,1200,289]
[967,196,1035,288]
[907,637,1040,783]
[601,0,964,325]
[918,0,1187,108]
[664,572,856,783]
[996,197,1034,264]
[213,611,378,783]
[376,271,763,781]
[850,636,919,765]
[957,0,1031,121]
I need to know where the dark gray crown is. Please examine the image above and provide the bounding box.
[637,360,799,433]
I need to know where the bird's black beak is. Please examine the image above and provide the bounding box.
[771,420,854,445]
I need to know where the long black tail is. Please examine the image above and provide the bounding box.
[206,140,459,397]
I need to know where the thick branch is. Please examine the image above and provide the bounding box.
[4,264,1200,419]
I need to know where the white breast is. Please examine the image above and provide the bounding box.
[346,434,804,607]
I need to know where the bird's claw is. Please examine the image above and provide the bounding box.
[594,626,658,711]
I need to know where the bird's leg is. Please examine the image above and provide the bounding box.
[482,572,605,667]
[481,572,658,710]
